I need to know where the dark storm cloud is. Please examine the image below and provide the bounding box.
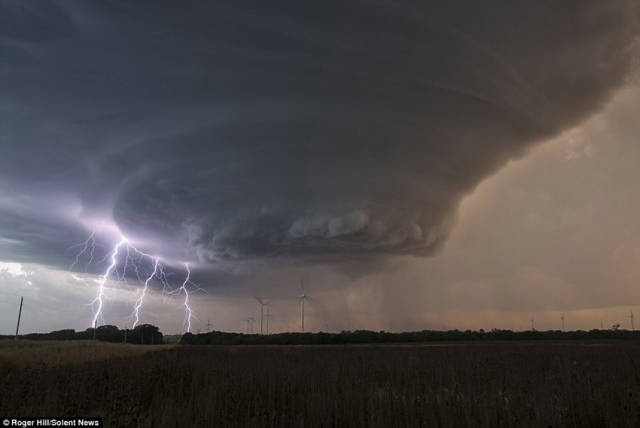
[0,0,638,271]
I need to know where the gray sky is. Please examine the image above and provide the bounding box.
[1,1,640,334]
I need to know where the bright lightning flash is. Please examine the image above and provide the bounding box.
[132,257,159,328]
[90,236,127,328]
[71,232,201,331]
[168,263,193,333]
[68,232,96,271]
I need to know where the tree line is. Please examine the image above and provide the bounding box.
[180,328,640,345]
[2,324,162,344]
[6,327,640,346]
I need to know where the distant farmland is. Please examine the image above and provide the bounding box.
[0,340,169,368]
[2,341,640,427]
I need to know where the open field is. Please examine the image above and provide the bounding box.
[2,341,640,427]
[0,339,171,369]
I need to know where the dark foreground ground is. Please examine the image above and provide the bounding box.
[2,341,640,427]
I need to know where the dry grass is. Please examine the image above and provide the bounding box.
[2,342,640,427]
[0,339,170,369]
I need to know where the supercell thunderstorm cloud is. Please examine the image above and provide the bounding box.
[1,1,640,330]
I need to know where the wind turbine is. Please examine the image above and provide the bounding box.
[561,314,565,332]
[298,280,308,332]
[630,310,635,331]
[248,316,255,334]
[530,317,535,331]
[265,306,272,335]
[256,297,268,335]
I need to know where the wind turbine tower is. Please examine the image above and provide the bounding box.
[561,314,565,332]
[530,317,535,331]
[265,306,272,335]
[630,310,635,331]
[256,298,268,334]
[248,316,255,334]
[298,280,308,332]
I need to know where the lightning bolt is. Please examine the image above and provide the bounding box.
[71,232,201,331]
[157,264,172,296]
[132,256,159,328]
[68,232,96,271]
[120,245,131,282]
[90,236,127,328]
[169,263,193,333]
[165,263,204,333]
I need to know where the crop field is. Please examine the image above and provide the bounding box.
[0,339,170,368]
[1,341,640,427]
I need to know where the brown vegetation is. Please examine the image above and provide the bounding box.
[0,340,169,369]
[1,342,640,427]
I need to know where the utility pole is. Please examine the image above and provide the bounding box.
[561,314,565,332]
[301,298,305,332]
[630,310,635,331]
[14,296,23,340]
